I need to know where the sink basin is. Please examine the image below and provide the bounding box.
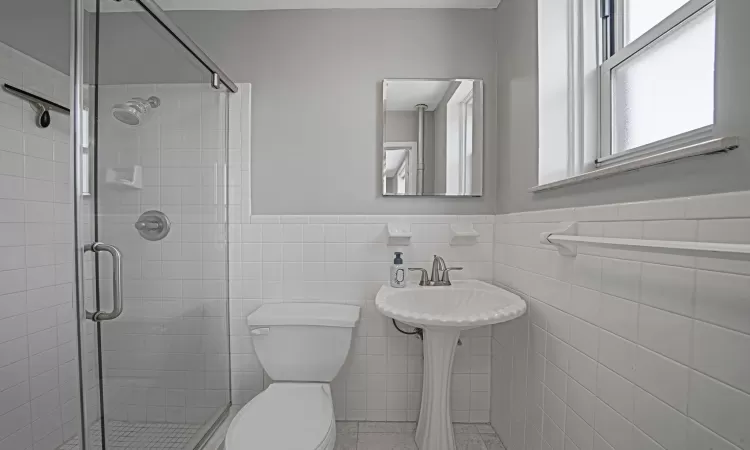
[375,280,526,450]
[376,280,526,330]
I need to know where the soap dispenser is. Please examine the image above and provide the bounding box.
[390,252,406,288]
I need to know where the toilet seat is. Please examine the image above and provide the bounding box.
[225,383,336,450]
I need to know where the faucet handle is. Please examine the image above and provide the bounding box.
[409,268,429,286]
[441,267,464,285]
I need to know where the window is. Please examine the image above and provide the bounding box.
[535,0,733,190]
[599,0,716,162]
[459,90,474,195]
[446,80,475,195]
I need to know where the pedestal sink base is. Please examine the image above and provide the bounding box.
[375,281,527,450]
[415,328,461,450]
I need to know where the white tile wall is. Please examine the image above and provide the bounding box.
[491,190,750,450]
[0,41,91,450]
[94,83,246,425]
[228,215,496,423]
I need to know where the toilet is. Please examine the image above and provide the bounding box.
[224,302,360,450]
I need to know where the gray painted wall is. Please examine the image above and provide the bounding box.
[169,9,498,214]
[495,0,750,214]
[0,0,70,74]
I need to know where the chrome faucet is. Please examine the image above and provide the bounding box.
[409,255,463,286]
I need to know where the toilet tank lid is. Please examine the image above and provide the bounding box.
[247,303,361,328]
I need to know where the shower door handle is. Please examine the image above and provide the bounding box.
[85,242,124,322]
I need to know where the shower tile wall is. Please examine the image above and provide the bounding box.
[96,84,241,425]
[490,191,750,450]
[0,41,98,450]
[228,215,495,423]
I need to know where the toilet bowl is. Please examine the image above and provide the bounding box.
[225,383,336,450]
[224,303,360,450]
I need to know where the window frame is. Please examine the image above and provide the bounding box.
[597,0,716,166]
[458,89,474,195]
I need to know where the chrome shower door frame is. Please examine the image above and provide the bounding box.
[70,0,236,448]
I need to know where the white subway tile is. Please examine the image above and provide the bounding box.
[324,224,347,243]
[0,316,26,345]
[596,294,638,341]
[575,205,619,222]
[0,224,25,247]
[640,264,695,317]
[569,316,599,359]
[601,258,641,302]
[633,346,689,413]
[0,359,28,392]
[566,407,594,450]
[569,286,600,325]
[572,255,602,290]
[693,321,750,394]
[596,365,635,421]
[0,150,23,177]
[0,200,24,223]
[0,269,25,296]
[618,198,687,221]
[593,400,633,450]
[634,388,687,450]
[687,419,741,450]
[688,371,750,449]
[597,330,636,382]
[631,427,667,450]
[0,384,29,425]
[0,246,25,271]
[695,270,750,335]
[696,219,750,275]
[686,191,750,219]
[544,360,567,400]
[637,305,692,365]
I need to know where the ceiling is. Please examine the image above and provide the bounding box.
[95,0,502,12]
[0,0,70,74]
[384,80,453,111]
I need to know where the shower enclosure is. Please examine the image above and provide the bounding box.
[67,1,236,448]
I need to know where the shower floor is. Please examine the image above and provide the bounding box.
[58,421,202,450]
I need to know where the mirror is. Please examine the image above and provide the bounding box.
[382,79,483,197]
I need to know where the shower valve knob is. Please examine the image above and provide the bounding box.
[135,221,161,231]
[134,210,171,241]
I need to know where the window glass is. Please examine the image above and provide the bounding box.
[613,4,715,153]
[624,0,691,44]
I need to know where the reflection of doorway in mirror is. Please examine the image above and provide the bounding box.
[446,80,475,196]
[382,78,483,197]
[383,142,417,195]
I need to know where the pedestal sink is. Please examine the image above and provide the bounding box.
[375,280,526,450]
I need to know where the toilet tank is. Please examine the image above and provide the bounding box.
[247,303,360,382]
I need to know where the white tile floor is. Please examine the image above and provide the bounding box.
[334,422,505,450]
[59,420,503,450]
[57,421,202,450]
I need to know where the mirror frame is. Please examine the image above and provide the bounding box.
[381,78,484,198]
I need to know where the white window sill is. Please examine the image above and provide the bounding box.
[530,136,740,193]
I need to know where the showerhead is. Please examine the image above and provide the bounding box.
[112,96,161,126]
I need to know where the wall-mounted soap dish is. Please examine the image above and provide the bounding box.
[450,223,479,246]
[105,165,143,190]
[387,223,412,246]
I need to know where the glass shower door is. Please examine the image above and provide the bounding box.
[70,1,232,448]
